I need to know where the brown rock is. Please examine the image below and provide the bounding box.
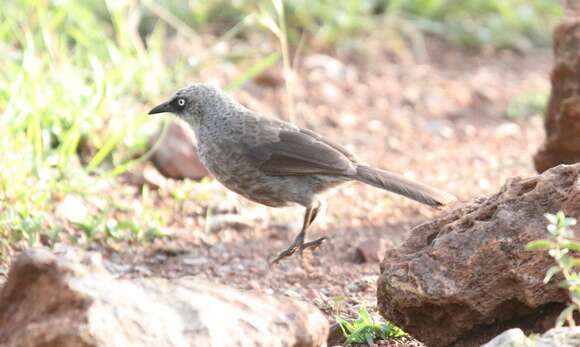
[122,163,167,190]
[378,164,580,347]
[534,10,580,172]
[254,68,284,87]
[327,322,345,346]
[353,239,392,263]
[565,0,580,17]
[0,248,328,347]
[151,120,209,180]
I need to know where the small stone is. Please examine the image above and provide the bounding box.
[243,280,260,290]
[133,265,152,276]
[346,276,378,293]
[321,82,340,101]
[254,68,284,87]
[150,120,209,180]
[494,122,521,138]
[55,195,89,223]
[282,289,302,299]
[304,54,347,80]
[484,327,580,347]
[537,326,580,346]
[422,119,455,138]
[209,199,240,215]
[207,214,253,233]
[104,261,131,274]
[123,164,167,190]
[478,178,491,191]
[182,257,209,266]
[353,239,392,263]
[339,113,357,127]
[483,328,528,347]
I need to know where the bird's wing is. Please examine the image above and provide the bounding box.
[244,126,358,176]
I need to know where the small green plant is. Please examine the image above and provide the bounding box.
[504,92,548,119]
[335,305,407,346]
[527,211,580,327]
[395,0,562,48]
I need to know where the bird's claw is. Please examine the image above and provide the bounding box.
[270,245,299,264]
[300,236,327,251]
[270,236,328,265]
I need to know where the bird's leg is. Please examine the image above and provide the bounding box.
[271,208,312,264]
[271,202,326,265]
[300,202,326,252]
[298,202,326,272]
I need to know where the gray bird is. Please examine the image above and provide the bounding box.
[149,84,456,265]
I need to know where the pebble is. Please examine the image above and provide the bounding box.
[346,275,378,293]
[55,195,89,223]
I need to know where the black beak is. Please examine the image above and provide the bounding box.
[148,101,174,115]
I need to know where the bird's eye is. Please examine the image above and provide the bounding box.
[177,98,186,107]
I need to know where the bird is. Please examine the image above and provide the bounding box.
[149,84,456,267]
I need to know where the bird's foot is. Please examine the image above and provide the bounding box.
[271,236,327,265]
[271,243,300,264]
[301,236,327,252]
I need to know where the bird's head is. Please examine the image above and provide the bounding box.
[148,83,234,124]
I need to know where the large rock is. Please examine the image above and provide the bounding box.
[0,248,328,347]
[151,120,209,180]
[378,164,580,347]
[534,7,580,172]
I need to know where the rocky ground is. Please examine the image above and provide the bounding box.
[115,37,552,345]
[0,34,553,346]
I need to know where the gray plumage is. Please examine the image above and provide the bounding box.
[149,83,456,265]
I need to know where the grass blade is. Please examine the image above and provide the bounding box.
[225,51,281,92]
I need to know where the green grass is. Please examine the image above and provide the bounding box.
[0,0,181,254]
[336,306,407,346]
[395,0,562,48]
[0,0,288,256]
[142,0,562,50]
[527,212,580,327]
[228,0,562,49]
[504,91,548,119]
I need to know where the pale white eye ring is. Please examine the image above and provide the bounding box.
[177,98,186,107]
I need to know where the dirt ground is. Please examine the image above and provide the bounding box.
[2,34,553,346]
[113,36,552,345]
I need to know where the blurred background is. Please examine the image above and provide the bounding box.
[0,0,564,324]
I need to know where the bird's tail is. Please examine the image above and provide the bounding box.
[354,165,456,207]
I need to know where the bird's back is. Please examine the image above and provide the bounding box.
[194,110,353,207]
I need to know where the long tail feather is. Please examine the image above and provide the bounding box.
[354,165,456,207]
